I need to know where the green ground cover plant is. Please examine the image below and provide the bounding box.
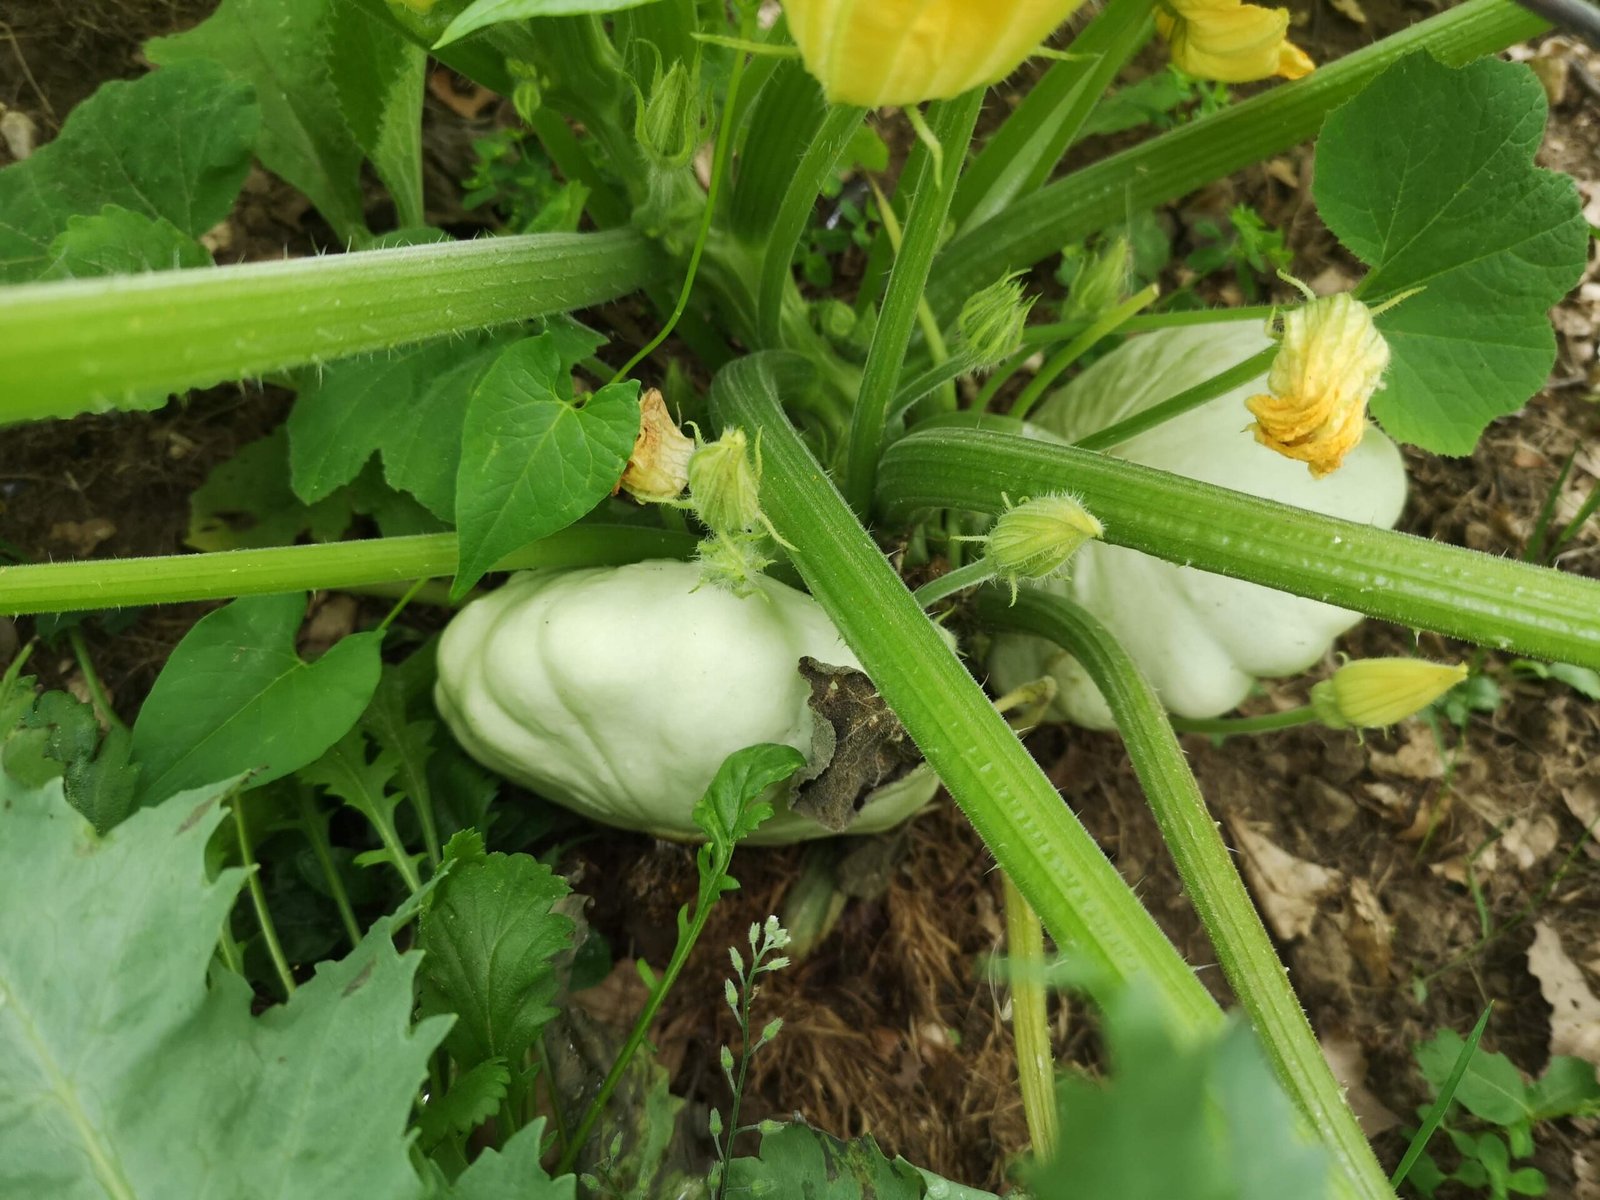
[2,0,1597,1195]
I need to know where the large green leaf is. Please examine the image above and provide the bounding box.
[0,775,447,1198]
[148,0,369,241]
[130,593,382,805]
[327,0,427,227]
[1315,53,1587,454]
[287,334,512,521]
[0,61,256,282]
[452,335,640,596]
[418,832,574,1071]
[1415,1029,1534,1127]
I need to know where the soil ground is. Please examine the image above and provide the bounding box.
[3,0,1598,1194]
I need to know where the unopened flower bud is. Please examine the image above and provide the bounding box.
[1311,658,1468,730]
[618,388,693,504]
[1246,290,1390,478]
[958,274,1034,369]
[1062,236,1131,321]
[635,58,703,172]
[986,494,1103,598]
[1156,0,1314,83]
[689,428,763,536]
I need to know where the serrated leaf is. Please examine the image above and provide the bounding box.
[1416,1029,1533,1126]
[1,689,139,833]
[287,335,512,521]
[0,61,256,282]
[327,0,426,227]
[690,743,807,857]
[418,849,573,1071]
[0,775,447,1198]
[299,729,425,886]
[148,0,369,241]
[39,206,212,281]
[130,593,382,806]
[439,1119,574,1199]
[726,1122,931,1199]
[1315,53,1587,454]
[436,0,655,47]
[416,1058,511,1149]
[453,336,640,596]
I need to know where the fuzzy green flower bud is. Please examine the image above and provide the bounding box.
[958,274,1035,370]
[635,59,704,171]
[1310,658,1468,730]
[694,531,774,598]
[688,428,763,536]
[986,493,1103,599]
[1062,236,1131,321]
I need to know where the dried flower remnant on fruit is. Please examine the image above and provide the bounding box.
[987,494,1103,601]
[1311,658,1468,730]
[619,388,694,504]
[782,0,1088,106]
[1246,292,1390,478]
[1155,0,1314,83]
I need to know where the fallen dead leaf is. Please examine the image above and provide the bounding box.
[1329,0,1368,24]
[1368,726,1444,781]
[1528,921,1600,1068]
[1345,878,1393,983]
[1225,815,1343,941]
[1501,813,1560,871]
[1562,778,1600,859]
[1320,1032,1401,1137]
[299,593,359,659]
[47,518,116,557]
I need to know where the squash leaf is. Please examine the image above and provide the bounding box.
[148,0,369,241]
[38,206,212,281]
[452,333,640,597]
[1315,53,1587,454]
[0,61,256,282]
[130,593,382,806]
[0,774,447,1199]
[437,0,656,48]
[327,0,427,228]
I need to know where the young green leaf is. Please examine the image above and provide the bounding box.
[0,775,448,1198]
[1526,1056,1600,1121]
[690,742,807,857]
[1316,53,1587,454]
[327,0,427,227]
[1028,983,1328,1200]
[417,847,574,1071]
[39,207,212,281]
[725,1122,942,1199]
[300,729,426,889]
[437,1120,575,1199]
[415,1058,511,1149]
[130,593,382,806]
[453,335,641,596]
[0,60,256,282]
[1415,1029,1533,1127]
[287,334,512,521]
[147,0,370,241]
[1,688,139,833]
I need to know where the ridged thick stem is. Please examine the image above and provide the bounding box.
[1,230,665,423]
[0,526,695,616]
[977,588,1393,1200]
[925,0,1545,321]
[876,428,1600,669]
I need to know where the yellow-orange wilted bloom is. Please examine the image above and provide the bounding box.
[1311,659,1468,729]
[782,0,1087,107]
[1156,0,1314,83]
[1246,292,1390,478]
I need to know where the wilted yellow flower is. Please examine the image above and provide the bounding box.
[619,389,694,504]
[1156,0,1314,83]
[1311,659,1468,729]
[1246,292,1389,478]
[783,0,1087,107]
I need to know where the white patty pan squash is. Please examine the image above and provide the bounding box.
[434,560,938,842]
[987,321,1409,729]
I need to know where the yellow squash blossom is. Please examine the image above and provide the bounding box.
[1246,292,1389,478]
[1312,659,1468,729]
[1156,0,1314,83]
[782,0,1087,107]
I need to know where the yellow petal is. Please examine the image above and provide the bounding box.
[1157,0,1315,83]
[783,0,1087,107]
[1246,292,1389,478]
